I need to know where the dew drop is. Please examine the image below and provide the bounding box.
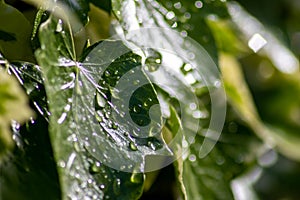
[216,156,225,165]
[133,79,140,85]
[56,19,63,32]
[184,12,191,19]
[129,142,138,151]
[100,184,105,190]
[166,11,175,20]
[189,154,197,162]
[96,93,106,108]
[133,105,141,113]
[89,161,101,174]
[147,139,162,150]
[144,49,162,72]
[113,178,121,195]
[58,160,66,168]
[174,2,181,9]
[130,173,143,184]
[104,70,110,77]
[195,1,203,8]
[111,122,118,130]
[147,141,156,150]
[180,30,188,37]
[95,110,103,122]
[57,112,67,124]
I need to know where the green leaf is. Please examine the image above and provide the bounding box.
[173,105,262,200]
[227,1,299,74]
[0,30,16,42]
[35,14,145,199]
[77,40,172,173]
[7,61,50,120]
[43,0,111,31]
[206,19,247,55]
[0,114,61,200]
[61,0,90,26]
[112,0,219,65]
[0,1,33,61]
[90,0,112,14]
[0,54,34,158]
[220,53,300,161]
[156,0,230,64]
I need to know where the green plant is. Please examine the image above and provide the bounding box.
[1,0,300,199]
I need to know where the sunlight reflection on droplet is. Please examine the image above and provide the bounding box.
[248,33,267,53]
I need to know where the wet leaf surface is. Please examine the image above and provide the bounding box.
[35,14,147,199]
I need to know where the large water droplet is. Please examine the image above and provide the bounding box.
[130,173,143,184]
[129,142,138,151]
[96,93,106,108]
[144,48,162,72]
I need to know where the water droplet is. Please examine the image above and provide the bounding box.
[174,2,182,9]
[214,80,221,88]
[89,161,101,174]
[57,112,67,124]
[111,122,118,130]
[56,19,63,32]
[147,141,156,150]
[133,105,141,113]
[58,160,66,168]
[147,139,162,150]
[133,79,140,85]
[195,1,203,9]
[96,93,106,108]
[189,103,197,110]
[180,30,188,37]
[189,154,197,162]
[192,110,204,119]
[130,173,143,184]
[216,156,225,165]
[166,11,175,20]
[100,184,105,190]
[113,178,121,195]
[104,70,110,77]
[144,49,162,72]
[129,142,138,151]
[184,12,191,19]
[73,141,81,152]
[95,110,103,122]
